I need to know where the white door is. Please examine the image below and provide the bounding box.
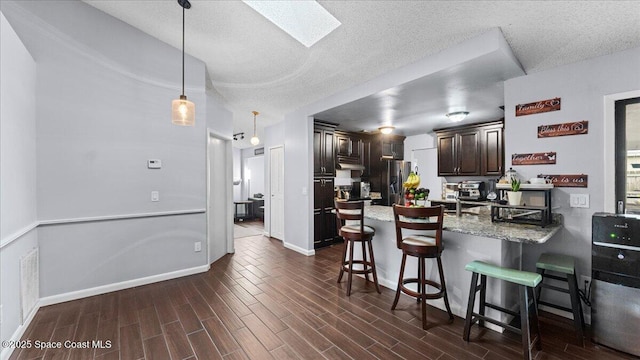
[208,134,232,263]
[270,146,285,240]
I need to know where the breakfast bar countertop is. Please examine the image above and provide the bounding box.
[364,204,562,244]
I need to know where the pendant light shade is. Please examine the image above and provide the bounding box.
[250,111,260,145]
[172,95,195,126]
[172,0,195,126]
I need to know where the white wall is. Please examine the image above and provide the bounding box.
[1,0,232,307]
[0,11,38,353]
[504,46,640,310]
[232,147,242,202]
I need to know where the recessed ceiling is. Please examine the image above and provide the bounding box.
[80,1,640,147]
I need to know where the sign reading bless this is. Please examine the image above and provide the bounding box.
[538,121,588,138]
[512,152,556,165]
[539,174,588,188]
[515,97,561,117]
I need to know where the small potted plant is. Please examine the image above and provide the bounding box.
[507,177,522,206]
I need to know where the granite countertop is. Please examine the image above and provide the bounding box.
[364,205,562,244]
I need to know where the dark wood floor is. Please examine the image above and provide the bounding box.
[10,223,635,360]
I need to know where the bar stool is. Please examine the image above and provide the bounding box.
[463,261,542,360]
[335,200,381,296]
[392,205,453,330]
[535,253,585,346]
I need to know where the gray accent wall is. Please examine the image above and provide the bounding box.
[0,11,38,350]
[0,1,233,345]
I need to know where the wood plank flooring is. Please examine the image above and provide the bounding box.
[9,221,636,360]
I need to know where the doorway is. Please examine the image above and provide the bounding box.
[615,97,640,214]
[208,133,234,263]
[270,145,285,240]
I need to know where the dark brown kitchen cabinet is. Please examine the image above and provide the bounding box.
[381,135,405,160]
[335,131,363,164]
[481,123,504,176]
[313,177,337,249]
[436,129,480,176]
[436,120,504,177]
[313,121,336,177]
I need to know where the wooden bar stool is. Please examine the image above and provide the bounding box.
[463,260,542,360]
[392,205,453,330]
[335,200,381,296]
[536,253,585,346]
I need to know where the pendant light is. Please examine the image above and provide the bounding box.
[171,0,195,126]
[250,111,260,146]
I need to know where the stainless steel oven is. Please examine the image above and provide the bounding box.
[591,213,640,357]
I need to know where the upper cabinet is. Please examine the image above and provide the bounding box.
[313,121,337,177]
[335,131,363,164]
[379,134,405,160]
[435,120,504,177]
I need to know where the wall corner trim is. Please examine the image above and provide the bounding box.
[282,242,315,256]
[0,222,39,249]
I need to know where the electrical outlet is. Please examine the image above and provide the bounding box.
[194,241,202,252]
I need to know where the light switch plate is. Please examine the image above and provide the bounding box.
[151,191,160,202]
[570,194,589,208]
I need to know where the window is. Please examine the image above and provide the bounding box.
[615,97,640,214]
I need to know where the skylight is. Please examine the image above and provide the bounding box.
[242,0,341,47]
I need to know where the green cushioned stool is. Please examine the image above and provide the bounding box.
[536,253,585,346]
[463,261,542,360]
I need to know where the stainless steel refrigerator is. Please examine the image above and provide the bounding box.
[381,160,411,206]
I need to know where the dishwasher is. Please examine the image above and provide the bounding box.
[591,213,640,356]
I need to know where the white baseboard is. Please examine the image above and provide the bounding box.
[1,301,41,360]
[283,241,315,256]
[40,264,210,306]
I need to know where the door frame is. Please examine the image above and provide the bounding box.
[206,129,234,265]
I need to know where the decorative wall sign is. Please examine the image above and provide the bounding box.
[255,147,264,155]
[515,97,561,117]
[538,121,588,138]
[539,174,588,188]
[512,152,556,165]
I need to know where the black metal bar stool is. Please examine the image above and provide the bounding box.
[335,200,381,296]
[392,205,453,330]
[463,260,542,360]
[535,253,585,346]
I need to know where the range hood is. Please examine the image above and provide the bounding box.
[336,162,365,171]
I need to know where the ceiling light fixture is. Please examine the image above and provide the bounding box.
[171,0,195,126]
[250,111,260,146]
[242,0,341,47]
[379,126,395,135]
[233,132,245,141]
[446,111,469,122]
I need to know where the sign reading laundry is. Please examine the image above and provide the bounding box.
[538,121,588,138]
[515,97,561,117]
[539,174,588,188]
[512,152,556,165]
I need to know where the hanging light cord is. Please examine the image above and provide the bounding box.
[181,3,185,97]
[253,113,257,136]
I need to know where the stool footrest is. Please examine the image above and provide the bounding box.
[485,302,518,318]
[471,312,522,335]
[539,283,570,294]
[538,300,572,313]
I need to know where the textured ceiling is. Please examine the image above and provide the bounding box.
[82,0,640,147]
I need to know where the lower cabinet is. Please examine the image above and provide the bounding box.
[314,177,338,248]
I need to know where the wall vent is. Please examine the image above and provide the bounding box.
[20,248,39,323]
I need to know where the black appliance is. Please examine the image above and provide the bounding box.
[457,181,486,200]
[591,213,640,356]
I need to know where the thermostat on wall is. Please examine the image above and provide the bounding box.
[147,159,162,169]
